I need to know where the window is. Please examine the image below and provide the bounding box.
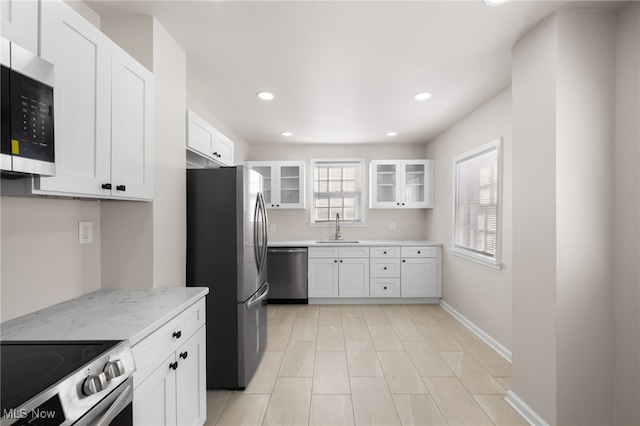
[310,158,364,224]
[451,138,502,269]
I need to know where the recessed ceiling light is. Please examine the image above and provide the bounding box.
[483,0,509,6]
[386,131,398,137]
[256,91,275,101]
[414,92,432,101]
[281,131,293,137]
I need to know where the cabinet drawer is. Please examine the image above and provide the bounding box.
[338,246,370,258]
[401,246,437,258]
[132,298,206,385]
[370,278,400,297]
[309,246,340,258]
[370,259,400,278]
[370,247,400,258]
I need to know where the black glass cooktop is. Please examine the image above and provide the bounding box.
[1,341,120,413]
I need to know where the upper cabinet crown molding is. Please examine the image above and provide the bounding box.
[369,159,434,209]
[186,109,234,167]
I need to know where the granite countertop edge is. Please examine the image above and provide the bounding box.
[0,287,209,346]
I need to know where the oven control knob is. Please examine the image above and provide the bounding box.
[82,372,107,396]
[103,359,125,380]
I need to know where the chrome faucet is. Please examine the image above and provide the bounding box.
[335,213,342,240]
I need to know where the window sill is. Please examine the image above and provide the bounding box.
[450,247,502,271]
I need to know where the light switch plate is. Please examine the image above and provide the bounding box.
[79,221,93,244]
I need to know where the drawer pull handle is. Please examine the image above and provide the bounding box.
[116,185,126,191]
[169,361,178,370]
[180,351,188,360]
[101,183,112,190]
[173,331,182,339]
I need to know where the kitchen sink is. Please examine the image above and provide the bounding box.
[316,240,360,244]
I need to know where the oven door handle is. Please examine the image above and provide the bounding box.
[93,380,133,426]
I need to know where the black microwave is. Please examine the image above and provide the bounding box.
[1,38,55,177]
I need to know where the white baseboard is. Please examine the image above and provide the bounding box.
[504,390,548,426]
[439,300,512,362]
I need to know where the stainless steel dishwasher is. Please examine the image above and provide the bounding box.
[267,247,308,304]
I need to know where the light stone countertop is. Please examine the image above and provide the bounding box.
[0,287,209,346]
[268,239,442,247]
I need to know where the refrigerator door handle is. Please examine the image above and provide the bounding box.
[253,193,261,273]
[259,193,269,271]
[247,282,269,309]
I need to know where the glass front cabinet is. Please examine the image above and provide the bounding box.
[369,160,434,209]
[246,161,306,209]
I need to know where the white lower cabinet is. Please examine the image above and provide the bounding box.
[400,247,440,298]
[308,247,370,298]
[133,299,207,426]
[308,244,441,300]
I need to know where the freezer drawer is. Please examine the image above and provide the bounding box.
[267,247,308,303]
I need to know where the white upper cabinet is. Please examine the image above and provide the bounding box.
[28,0,154,200]
[1,0,38,53]
[38,0,113,197]
[110,44,154,200]
[369,160,434,209]
[186,109,234,167]
[246,161,305,209]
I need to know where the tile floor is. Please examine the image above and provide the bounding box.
[204,304,527,426]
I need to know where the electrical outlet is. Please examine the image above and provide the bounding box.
[79,221,93,244]
[270,223,277,232]
[389,222,397,230]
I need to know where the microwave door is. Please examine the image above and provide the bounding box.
[1,64,12,171]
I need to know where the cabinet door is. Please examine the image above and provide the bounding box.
[38,0,112,196]
[247,162,275,206]
[401,258,438,297]
[1,0,38,53]
[276,162,305,209]
[214,131,234,166]
[111,44,154,200]
[402,161,433,208]
[339,258,370,298]
[308,258,338,298]
[370,161,400,208]
[176,326,207,426]
[186,110,215,160]
[134,353,178,426]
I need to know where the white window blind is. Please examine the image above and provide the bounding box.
[452,139,502,269]
[311,159,364,223]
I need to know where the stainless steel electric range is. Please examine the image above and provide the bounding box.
[0,340,135,426]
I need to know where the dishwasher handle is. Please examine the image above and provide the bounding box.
[268,248,308,254]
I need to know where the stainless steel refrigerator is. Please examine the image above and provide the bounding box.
[186,166,269,390]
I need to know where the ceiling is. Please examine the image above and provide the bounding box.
[87,0,624,145]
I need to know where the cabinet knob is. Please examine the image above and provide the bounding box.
[276,204,280,207]
[101,183,112,190]
[384,286,388,290]
[334,260,338,263]
[116,185,126,191]
[173,331,182,339]
[179,351,188,360]
[383,251,387,254]
[169,361,178,370]
[402,203,405,206]
[339,260,343,263]
[403,260,406,263]
[396,202,400,206]
[417,251,421,254]
[213,152,221,158]
[383,267,387,270]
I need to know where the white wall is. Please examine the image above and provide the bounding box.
[614,3,640,424]
[0,197,101,321]
[511,9,616,425]
[248,143,429,241]
[424,88,513,351]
